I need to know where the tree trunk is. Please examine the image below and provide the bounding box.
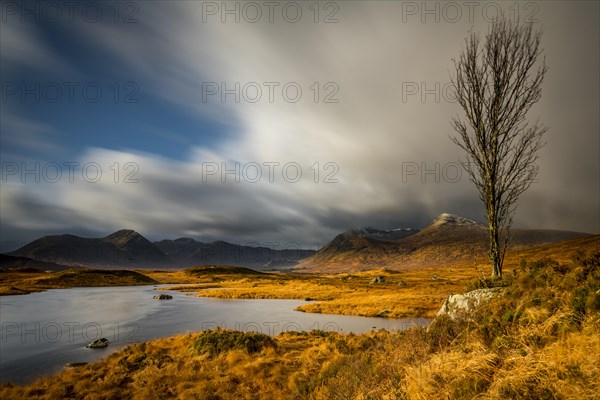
[488,215,502,278]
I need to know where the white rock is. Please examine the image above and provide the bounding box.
[436,287,503,321]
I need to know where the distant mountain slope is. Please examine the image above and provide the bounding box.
[347,227,420,241]
[9,230,172,268]
[154,238,203,259]
[104,230,172,265]
[313,226,419,265]
[503,234,600,265]
[299,213,591,272]
[155,238,315,270]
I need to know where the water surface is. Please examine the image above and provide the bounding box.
[0,285,429,384]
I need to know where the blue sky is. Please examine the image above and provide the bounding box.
[2,16,235,161]
[1,1,599,248]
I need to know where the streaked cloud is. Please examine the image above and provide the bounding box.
[1,1,598,246]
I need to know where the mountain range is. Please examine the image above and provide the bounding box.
[153,238,314,269]
[2,213,593,272]
[297,213,592,272]
[5,230,314,270]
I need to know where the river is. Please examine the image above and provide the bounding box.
[0,284,430,384]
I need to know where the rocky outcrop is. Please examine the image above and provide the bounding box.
[371,276,386,284]
[153,294,173,300]
[85,338,110,349]
[436,288,503,321]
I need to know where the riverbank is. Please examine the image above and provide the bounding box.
[0,263,472,319]
[149,266,474,319]
[0,269,158,296]
[2,251,599,399]
[2,284,419,386]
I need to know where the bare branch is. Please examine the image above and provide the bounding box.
[450,15,547,278]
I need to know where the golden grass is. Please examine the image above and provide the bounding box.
[149,266,476,319]
[0,271,48,295]
[0,330,389,400]
[402,315,600,400]
[2,248,599,399]
[2,317,597,399]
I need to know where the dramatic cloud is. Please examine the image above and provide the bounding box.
[1,1,598,248]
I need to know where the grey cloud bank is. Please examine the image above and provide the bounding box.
[1,1,598,247]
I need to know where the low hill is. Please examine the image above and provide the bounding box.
[0,254,72,272]
[0,268,157,296]
[184,265,266,276]
[38,269,157,287]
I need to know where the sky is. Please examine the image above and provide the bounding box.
[1,1,599,250]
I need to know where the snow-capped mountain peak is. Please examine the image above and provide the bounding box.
[432,213,480,226]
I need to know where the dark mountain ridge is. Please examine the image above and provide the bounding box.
[9,230,172,269]
[7,231,315,270]
[154,238,315,269]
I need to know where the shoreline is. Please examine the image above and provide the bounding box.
[0,287,430,386]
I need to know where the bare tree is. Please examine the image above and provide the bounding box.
[450,16,547,278]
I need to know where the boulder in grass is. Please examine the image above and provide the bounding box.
[435,288,503,321]
[370,276,386,284]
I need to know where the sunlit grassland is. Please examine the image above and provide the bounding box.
[2,248,599,399]
[144,235,599,319]
[147,266,475,319]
